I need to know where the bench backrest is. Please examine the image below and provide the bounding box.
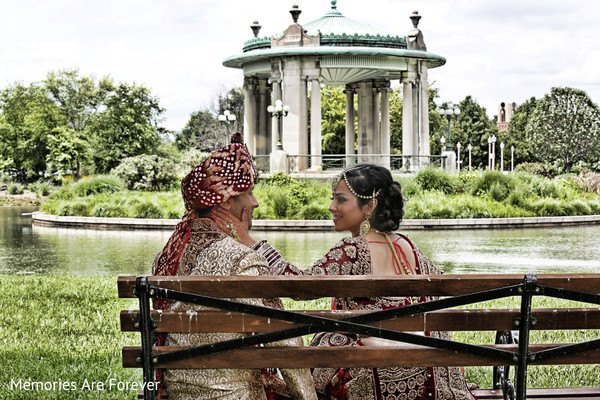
[118,273,600,400]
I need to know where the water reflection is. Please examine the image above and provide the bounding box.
[1,206,599,275]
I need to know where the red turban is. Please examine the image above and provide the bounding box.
[181,132,256,210]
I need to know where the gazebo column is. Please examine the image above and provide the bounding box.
[357,81,374,164]
[344,86,356,167]
[256,78,272,156]
[419,63,430,162]
[310,77,322,170]
[281,57,308,171]
[380,83,391,169]
[402,63,417,171]
[243,77,257,154]
[372,85,381,162]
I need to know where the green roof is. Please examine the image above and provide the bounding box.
[243,1,406,52]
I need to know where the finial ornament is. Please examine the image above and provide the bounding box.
[331,0,337,10]
[410,10,421,29]
[290,4,302,23]
[250,20,261,38]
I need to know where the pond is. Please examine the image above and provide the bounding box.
[1,206,599,275]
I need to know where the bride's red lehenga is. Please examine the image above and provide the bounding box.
[254,233,478,400]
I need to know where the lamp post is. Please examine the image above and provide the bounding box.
[500,142,505,172]
[218,110,236,144]
[511,145,515,172]
[456,142,461,171]
[267,99,289,151]
[437,103,460,151]
[468,144,472,171]
[488,134,496,170]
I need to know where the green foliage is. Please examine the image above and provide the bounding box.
[415,168,457,194]
[321,86,348,154]
[506,97,538,165]
[90,82,164,173]
[452,96,498,169]
[8,182,24,195]
[262,172,297,187]
[515,162,560,178]
[470,171,515,197]
[91,204,129,218]
[51,175,125,200]
[527,87,600,172]
[130,201,164,219]
[176,109,221,151]
[56,200,91,216]
[112,154,178,191]
[254,176,330,220]
[0,82,63,182]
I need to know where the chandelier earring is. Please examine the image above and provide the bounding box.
[359,209,373,236]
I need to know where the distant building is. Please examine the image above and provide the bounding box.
[497,102,517,131]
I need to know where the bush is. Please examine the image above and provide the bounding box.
[52,175,125,199]
[131,201,164,219]
[415,168,456,194]
[112,155,179,191]
[298,204,330,220]
[57,201,91,217]
[91,204,129,218]
[262,172,297,187]
[271,192,290,218]
[8,183,24,195]
[574,171,600,194]
[515,162,560,178]
[489,181,510,202]
[470,171,515,198]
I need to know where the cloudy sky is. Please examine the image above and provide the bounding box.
[1,0,599,132]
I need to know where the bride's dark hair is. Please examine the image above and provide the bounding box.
[341,164,404,232]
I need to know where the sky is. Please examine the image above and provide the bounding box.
[1,0,599,133]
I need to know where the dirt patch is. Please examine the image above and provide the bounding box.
[0,190,45,206]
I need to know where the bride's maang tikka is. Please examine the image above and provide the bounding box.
[333,166,381,200]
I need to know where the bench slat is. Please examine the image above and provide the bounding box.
[122,344,600,369]
[117,274,600,299]
[120,308,600,333]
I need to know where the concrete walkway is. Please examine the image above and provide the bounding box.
[32,212,600,231]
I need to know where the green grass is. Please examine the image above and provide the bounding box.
[0,276,140,400]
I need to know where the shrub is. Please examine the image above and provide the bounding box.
[470,171,515,197]
[489,182,509,202]
[57,201,91,217]
[415,168,456,194]
[131,201,164,219]
[52,175,125,199]
[573,171,600,194]
[8,183,24,195]
[515,162,560,178]
[298,204,330,220]
[262,172,297,187]
[271,192,290,218]
[91,204,129,218]
[112,155,179,191]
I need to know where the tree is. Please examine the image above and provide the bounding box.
[453,96,498,169]
[321,86,348,154]
[176,110,221,151]
[505,97,538,165]
[527,87,600,172]
[44,69,111,178]
[213,86,244,135]
[46,126,89,176]
[0,83,62,181]
[90,82,164,173]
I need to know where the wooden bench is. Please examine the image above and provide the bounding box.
[118,273,600,400]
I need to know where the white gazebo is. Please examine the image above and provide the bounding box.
[223,1,446,172]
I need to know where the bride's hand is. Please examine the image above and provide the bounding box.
[212,206,256,247]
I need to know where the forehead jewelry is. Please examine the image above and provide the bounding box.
[333,167,381,200]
